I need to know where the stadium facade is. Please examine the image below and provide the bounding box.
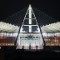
[0,5,60,51]
[16,5,44,50]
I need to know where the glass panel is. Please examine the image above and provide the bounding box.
[26,14,29,18]
[24,19,29,25]
[32,26,38,32]
[23,26,29,32]
[32,14,35,18]
[32,19,37,25]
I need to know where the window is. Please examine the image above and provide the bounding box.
[24,19,29,25]
[32,26,38,32]
[32,19,37,25]
[23,26,29,32]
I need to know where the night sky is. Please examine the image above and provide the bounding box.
[0,0,60,25]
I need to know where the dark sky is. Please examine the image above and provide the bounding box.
[0,0,60,23]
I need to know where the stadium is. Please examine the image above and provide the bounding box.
[0,5,60,52]
[0,22,60,50]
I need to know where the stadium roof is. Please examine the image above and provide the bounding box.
[0,6,59,33]
[0,21,60,33]
[41,22,60,33]
[1,7,57,26]
[0,22,19,33]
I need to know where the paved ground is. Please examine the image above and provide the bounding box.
[0,47,60,60]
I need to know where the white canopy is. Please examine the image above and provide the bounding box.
[41,22,60,33]
[0,22,19,33]
[0,21,60,33]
